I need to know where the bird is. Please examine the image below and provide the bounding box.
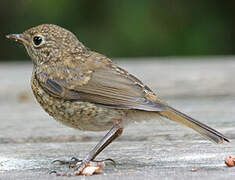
[6,24,229,176]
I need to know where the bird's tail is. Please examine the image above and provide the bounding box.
[159,106,229,144]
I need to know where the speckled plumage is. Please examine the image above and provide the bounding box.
[7,24,229,176]
[31,73,125,131]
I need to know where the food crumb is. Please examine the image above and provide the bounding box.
[80,161,105,176]
[191,168,198,172]
[225,156,235,167]
[118,170,122,176]
[129,172,135,175]
[18,92,31,102]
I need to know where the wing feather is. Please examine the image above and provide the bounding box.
[35,54,167,111]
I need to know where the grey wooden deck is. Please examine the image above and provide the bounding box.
[0,57,234,179]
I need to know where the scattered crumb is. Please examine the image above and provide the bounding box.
[225,156,235,167]
[129,172,135,175]
[81,166,100,176]
[18,92,31,102]
[80,162,105,176]
[118,170,122,176]
[191,168,198,172]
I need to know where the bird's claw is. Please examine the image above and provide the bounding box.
[51,157,82,168]
[94,158,117,167]
[50,161,105,176]
[52,157,116,167]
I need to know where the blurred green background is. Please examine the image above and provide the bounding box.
[1,0,235,61]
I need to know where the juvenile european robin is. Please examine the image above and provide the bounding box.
[6,24,229,176]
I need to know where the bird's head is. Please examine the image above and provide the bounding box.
[6,24,86,65]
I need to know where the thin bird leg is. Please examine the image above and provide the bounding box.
[53,119,123,176]
[85,120,123,162]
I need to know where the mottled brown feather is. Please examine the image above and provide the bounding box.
[35,52,167,111]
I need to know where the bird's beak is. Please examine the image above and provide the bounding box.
[6,34,29,45]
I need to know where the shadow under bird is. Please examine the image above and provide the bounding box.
[6,24,229,176]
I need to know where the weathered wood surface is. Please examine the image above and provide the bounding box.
[0,57,234,179]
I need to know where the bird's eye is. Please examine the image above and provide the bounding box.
[33,36,43,46]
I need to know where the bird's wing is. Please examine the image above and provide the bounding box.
[35,53,167,111]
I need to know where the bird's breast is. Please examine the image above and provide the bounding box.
[31,75,125,131]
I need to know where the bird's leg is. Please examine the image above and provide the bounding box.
[51,119,123,176]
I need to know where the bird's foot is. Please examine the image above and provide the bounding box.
[52,157,82,168]
[50,158,116,176]
[52,157,116,168]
